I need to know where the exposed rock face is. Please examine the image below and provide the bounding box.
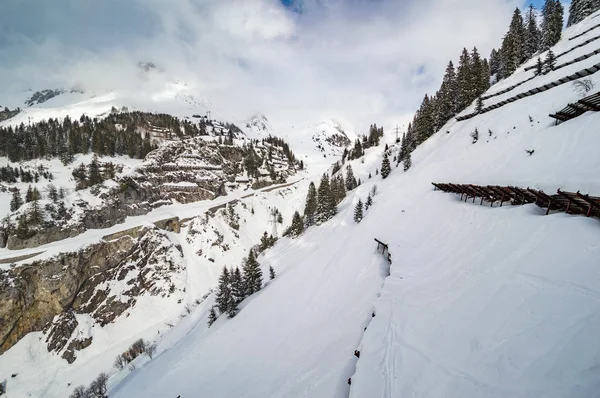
[0,227,184,360]
[24,89,65,106]
[6,226,81,250]
[3,135,297,250]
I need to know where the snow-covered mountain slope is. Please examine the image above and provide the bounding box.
[0,179,310,398]
[3,11,600,398]
[107,14,600,398]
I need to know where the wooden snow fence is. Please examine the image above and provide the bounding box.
[549,91,600,123]
[483,37,600,101]
[568,22,600,41]
[432,183,600,219]
[374,238,392,264]
[456,61,600,122]
[524,32,600,73]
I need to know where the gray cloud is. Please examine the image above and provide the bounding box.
[0,0,525,131]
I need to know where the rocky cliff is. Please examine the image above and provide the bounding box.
[0,226,184,361]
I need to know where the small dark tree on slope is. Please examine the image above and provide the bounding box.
[316,173,336,223]
[231,267,246,304]
[354,199,364,223]
[536,57,543,75]
[345,165,357,191]
[87,372,109,398]
[287,211,304,237]
[243,250,263,295]
[476,96,484,113]
[471,128,479,144]
[365,194,373,210]
[403,151,412,172]
[207,307,218,327]
[544,49,556,73]
[398,132,408,165]
[215,267,232,314]
[10,190,23,211]
[269,266,276,280]
[303,182,317,227]
[69,385,87,398]
[380,153,391,179]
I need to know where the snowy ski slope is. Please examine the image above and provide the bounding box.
[109,11,600,398]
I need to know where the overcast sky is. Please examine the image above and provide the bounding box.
[0,0,570,130]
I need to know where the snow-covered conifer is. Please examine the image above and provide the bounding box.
[381,153,391,179]
[354,199,364,223]
[243,250,263,295]
[304,182,317,227]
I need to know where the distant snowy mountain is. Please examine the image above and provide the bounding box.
[308,119,354,155]
[245,113,274,138]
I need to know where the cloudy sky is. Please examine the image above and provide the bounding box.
[0,0,570,131]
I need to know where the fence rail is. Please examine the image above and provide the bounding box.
[432,183,600,219]
[456,62,600,121]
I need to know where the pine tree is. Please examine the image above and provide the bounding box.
[536,57,544,75]
[542,0,564,50]
[568,0,600,27]
[471,128,479,144]
[365,194,373,210]
[215,267,231,314]
[25,185,34,203]
[415,94,435,144]
[10,190,23,211]
[57,200,68,220]
[28,196,44,225]
[403,151,412,172]
[243,249,263,295]
[525,5,542,59]
[470,47,484,99]
[269,266,276,280]
[380,153,391,179]
[476,96,484,113]
[329,175,343,205]
[48,184,58,203]
[32,186,41,201]
[345,165,357,191]
[303,182,317,227]
[544,49,556,72]
[88,155,102,186]
[226,293,238,318]
[455,48,472,112]
[288,211,304,237]
[231,267,246,304]
[207,307,218,327]
[397,133,408,165]
[501,8,527,76]
[436,61,457,125]
[489,48,501,80]
[353,199,364,223]
[316,173,336,223]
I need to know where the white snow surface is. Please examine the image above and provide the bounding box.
[2,12,600,398]
[111,14,600,398]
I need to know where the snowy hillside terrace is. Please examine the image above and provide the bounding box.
[0,111,301,252]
